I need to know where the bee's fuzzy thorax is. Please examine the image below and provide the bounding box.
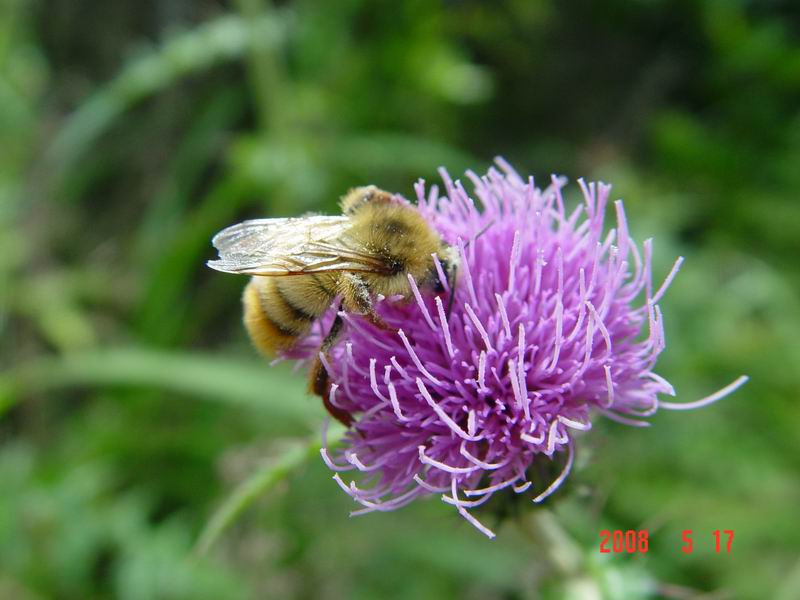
[346,200,444,289]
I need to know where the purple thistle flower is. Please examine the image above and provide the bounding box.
[303,159,748,538]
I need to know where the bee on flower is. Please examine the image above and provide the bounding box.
[209,159,747,538]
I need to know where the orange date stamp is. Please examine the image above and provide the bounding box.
[599,529,734,554]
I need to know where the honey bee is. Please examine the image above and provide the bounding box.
[208,186,458,425]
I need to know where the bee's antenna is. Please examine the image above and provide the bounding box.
[464,219,495,249]
[446,220,495,317]
[446,275,458,318]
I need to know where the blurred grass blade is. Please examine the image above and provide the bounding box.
[134,88,245,267]
[195,425,344,556]
[135,175,255,343]
[0,347,323,424]
[234,0,286,132]
[46,14,285,189]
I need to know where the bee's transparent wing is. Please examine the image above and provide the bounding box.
[207,215,391,276]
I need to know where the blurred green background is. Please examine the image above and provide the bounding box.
[1,0,798,598]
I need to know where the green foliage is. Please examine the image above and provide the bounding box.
[1,0,798,597]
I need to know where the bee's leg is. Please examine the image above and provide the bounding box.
[320,310,345,353]
[339,273,395,332]
[310,311,343,397]
[309,309,353,427]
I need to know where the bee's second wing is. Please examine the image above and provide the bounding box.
[207,215,390,276]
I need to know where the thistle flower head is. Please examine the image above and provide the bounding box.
[306,159,747,538]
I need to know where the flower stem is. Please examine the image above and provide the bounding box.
[195,422,346,555]
[522,509,602,599]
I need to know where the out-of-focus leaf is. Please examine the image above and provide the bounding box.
[115,516,250,600]
[233,0,287,132]
[135,175,255,343]
[46,14,286,189]
[134,87,245,268]
[0,347,322,425]
[333,133,480,178]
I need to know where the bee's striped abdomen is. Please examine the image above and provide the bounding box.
[242,278,317,355]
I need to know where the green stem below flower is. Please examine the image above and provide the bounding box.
[195,422,346,556]
[522,509,603,600]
